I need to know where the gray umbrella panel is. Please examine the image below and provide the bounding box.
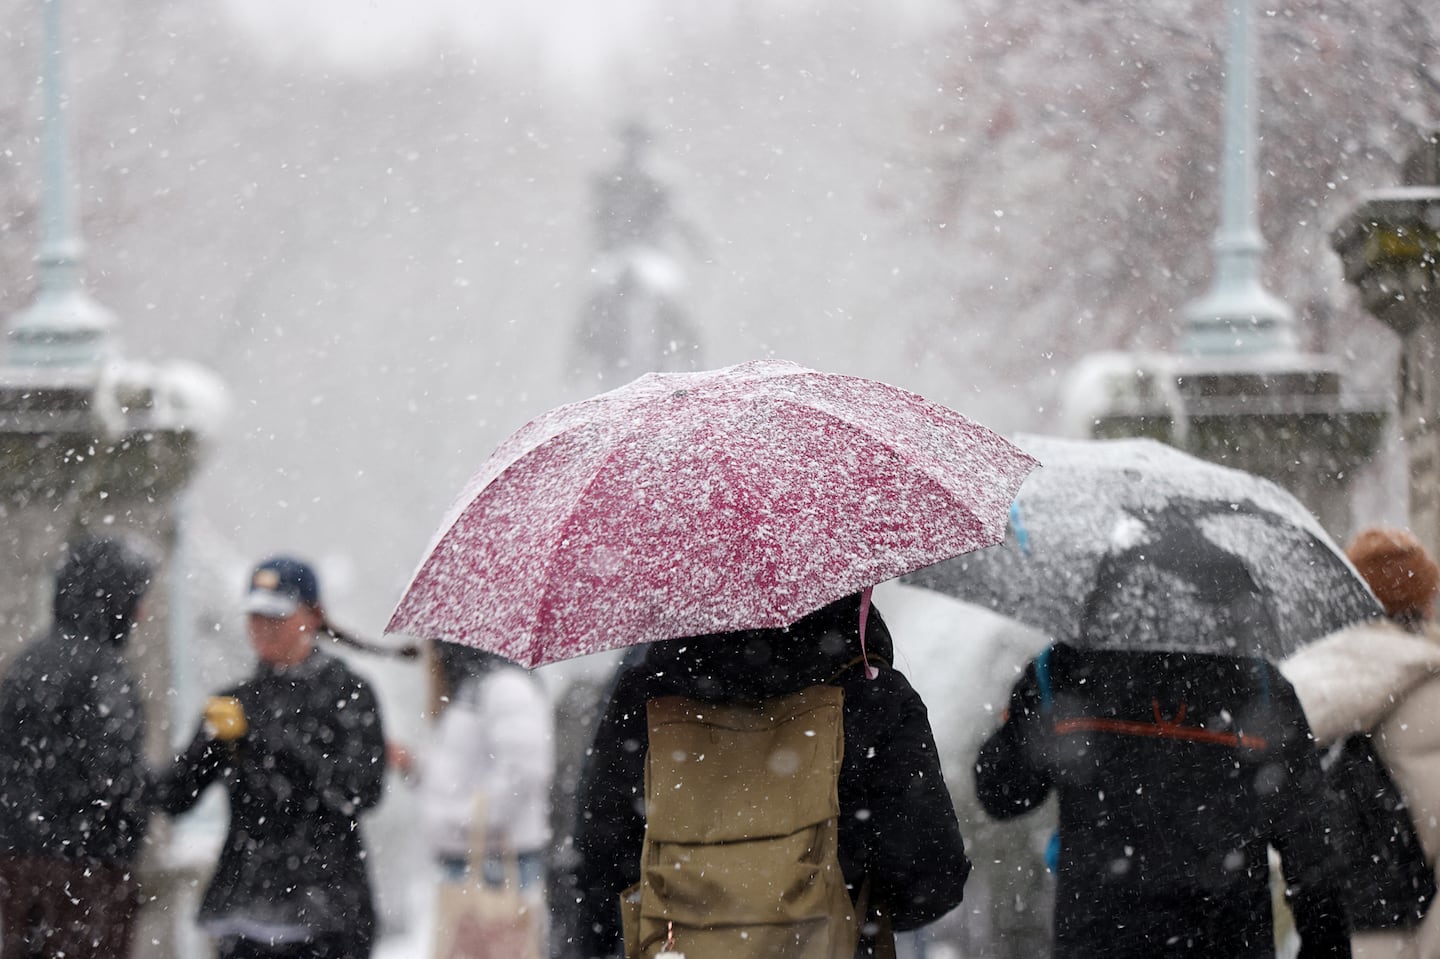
[904,435,1381,659]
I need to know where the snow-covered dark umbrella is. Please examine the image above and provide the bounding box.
[904,435,1381,659]
[386,360,1037,667]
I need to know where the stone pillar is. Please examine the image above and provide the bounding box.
[1332,130,1440,549]
[0,361,223,958]
[1071,355,1385,538]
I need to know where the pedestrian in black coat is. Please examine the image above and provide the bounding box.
[156,557,387,959]
[0,534,158,958]
[565,593,970,959]
[975,544,1351,959]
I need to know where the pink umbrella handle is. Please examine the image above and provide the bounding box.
[860,585,879,680]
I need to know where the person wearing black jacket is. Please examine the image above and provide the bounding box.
[975,544,1351,959]
[0,534,157,957]
[565,593,970,959]
[157,557,387,959]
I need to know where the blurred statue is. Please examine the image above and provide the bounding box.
[572,119,706,382]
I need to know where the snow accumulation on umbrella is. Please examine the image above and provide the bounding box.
[388,360,1038,667]
[906,434,1380,659]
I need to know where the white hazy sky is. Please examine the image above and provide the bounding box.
[222,0,950,82]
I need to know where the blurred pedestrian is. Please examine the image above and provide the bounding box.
[1283,527,1440,957]
[566,592,970,959]
[156,556,387,959]
[975,541,1351,958]
[418,643,555,908]
[0,534,158,958]
[546,645,647,959]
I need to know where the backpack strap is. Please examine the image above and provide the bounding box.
[853,879,897,959]
[1255,659,1271,705]
[1034,644,1060,874]
[1035,644,1055,715]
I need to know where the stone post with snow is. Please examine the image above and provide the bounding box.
[1332,131,1440,551]
[0,2,227,955]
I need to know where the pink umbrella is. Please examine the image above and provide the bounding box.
[386,360,1038,667]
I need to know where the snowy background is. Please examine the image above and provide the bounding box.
[2,0,1428,639]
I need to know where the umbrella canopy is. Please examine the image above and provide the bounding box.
[387,360,1037,667]
[904,435,1381,659]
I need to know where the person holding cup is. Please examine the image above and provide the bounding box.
[156,557,388,959]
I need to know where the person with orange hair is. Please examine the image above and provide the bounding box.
[1283,527,1440,958]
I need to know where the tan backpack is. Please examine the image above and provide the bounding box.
[619,684,858,959]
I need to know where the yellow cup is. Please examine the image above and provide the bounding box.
[204,696,248,742]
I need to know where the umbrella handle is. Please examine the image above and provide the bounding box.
[859,586,879,680]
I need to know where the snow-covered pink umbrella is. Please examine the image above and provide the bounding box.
[386,360,1038,667]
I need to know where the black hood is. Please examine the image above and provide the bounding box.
[641,592,894,704]
[53,535,159,646]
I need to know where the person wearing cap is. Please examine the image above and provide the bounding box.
[0,534,158,957]
[156,557,388,959]
[1282,527,1440,957]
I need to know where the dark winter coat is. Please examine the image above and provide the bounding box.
[976,643,1351,959]
[0,538,155,868]
[567,596,971,959]
[157,647,386,951]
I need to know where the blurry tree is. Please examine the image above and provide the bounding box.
[901,0,1440,414]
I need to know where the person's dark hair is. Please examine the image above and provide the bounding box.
[53,534,159,645]
[432,640,513,695]
[644,592,893,702]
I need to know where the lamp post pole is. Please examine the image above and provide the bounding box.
[1180,0,1298,356]
[6,0,115,368]
[1069,0,1384,539]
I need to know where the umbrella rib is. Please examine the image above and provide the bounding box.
[771,397,1012,543]
[523,419,655,657]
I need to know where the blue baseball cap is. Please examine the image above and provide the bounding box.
[244,556,320,619]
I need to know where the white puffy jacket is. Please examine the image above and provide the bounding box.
[420,668,556,858]
[1282,619,1440,959]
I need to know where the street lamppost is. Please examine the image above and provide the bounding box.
[1180,0,1297,356]
[6,0,116,368]
[1066,0,1385,537]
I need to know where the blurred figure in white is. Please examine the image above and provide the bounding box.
[419,644,556,914]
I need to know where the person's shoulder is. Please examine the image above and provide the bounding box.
[1283,618,1439,678]
[833,662,924,714]
[310,647,378,694]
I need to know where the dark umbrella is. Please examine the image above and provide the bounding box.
[904,435,1381,658]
